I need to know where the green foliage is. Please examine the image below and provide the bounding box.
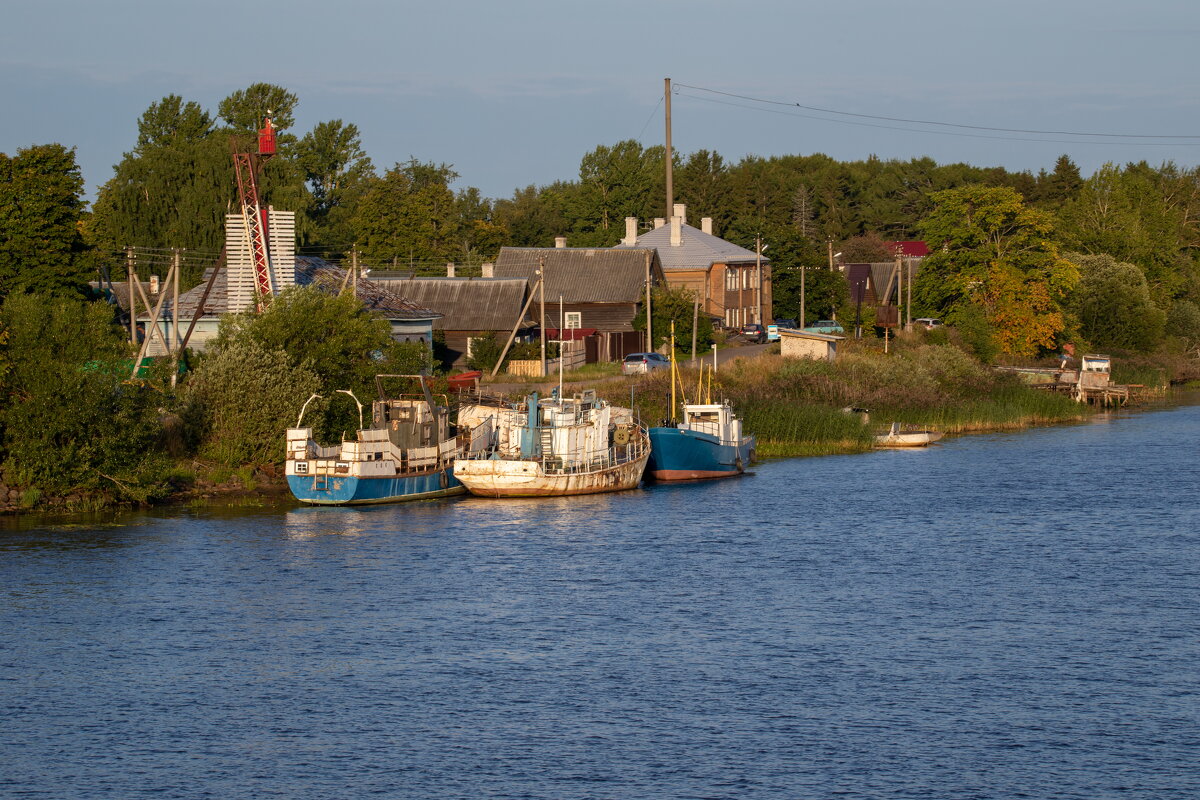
[0,294,168,500]
[296,120,375,258]
[1166,299,1200,344]
[568,140,665,244]
[353,160,463,264]
[631,285,714,353]
[211,285,413,394]
[0,144,91,298]
[465,333,505,372]
[184,337,321,466]
[218,83,299,134]
[1056,162,1200,305]
[946,303,999,363]
[914,184,1077,356]
[1068,252,1165,351]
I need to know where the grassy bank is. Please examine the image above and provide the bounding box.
[593,339,1090,458]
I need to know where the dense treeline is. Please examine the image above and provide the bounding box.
[3,80,1200,507]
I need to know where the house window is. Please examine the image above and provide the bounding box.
[564,311,582,329]
[725,268,736,292]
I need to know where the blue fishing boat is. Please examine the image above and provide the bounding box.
[285,375,467,505]
[647,401,755,481]
[645,323,755,481]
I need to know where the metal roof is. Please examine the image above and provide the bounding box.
[152,256,440,322]
[369,277,531,331]
[615,222,761,270]
[493,247,663,304]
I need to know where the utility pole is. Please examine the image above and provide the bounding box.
[351,245,359,295]
[691,295,699,366]
[800,265,806,328]
[539,258,546,377]
[126,246,137,344]
[645,252,653,352]
[827,239,834,271]
[172,249,182,350]
[664,77,673,220]
[755,235,763,324]
[906,257,913,331]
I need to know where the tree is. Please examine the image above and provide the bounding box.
[0,293,167,499]
[1068,252,1165,351]
[914,184,1078,357]
[295,119,375,256]
[632,285,714,354]
[184,337,321,467]
[0,144,91,297]
[218,82,299,135]
[838,232,894,263]
[569,140,664,244]
[352,160,462,265]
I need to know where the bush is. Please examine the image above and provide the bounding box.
[0,293,170,501]
[184,338,322,466]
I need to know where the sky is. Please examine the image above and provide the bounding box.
[4,0,1200,204]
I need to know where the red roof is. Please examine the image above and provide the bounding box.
[891,241,929,257]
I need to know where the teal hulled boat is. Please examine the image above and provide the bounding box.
[285,375,467,505]
[647,401,755,481]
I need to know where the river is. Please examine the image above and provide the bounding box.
[2,402,1198,799]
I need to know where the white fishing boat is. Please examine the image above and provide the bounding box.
[874,422,944,448]
[454,390,650,497]
[285,375,468,505]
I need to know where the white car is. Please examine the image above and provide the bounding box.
[914,318,943,330]
[622,352,671,375]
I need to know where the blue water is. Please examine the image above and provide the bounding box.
[2,403,1199,799]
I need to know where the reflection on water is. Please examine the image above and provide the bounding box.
[1,401,1199,799]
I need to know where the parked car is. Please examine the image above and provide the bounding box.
[741,323,766,343]
[774,318,798,330]
[622,352,671,375]
[803,319,845,334]
[914,317,943,330]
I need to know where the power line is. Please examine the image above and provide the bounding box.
[673,88,1200,148]
[674,81,1200,142]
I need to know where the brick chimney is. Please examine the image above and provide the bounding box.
[701,217,713,235]
[555,236,567,248]
[623,217,638,246]
[481,262,494,278]
[670,215,682,247]
[653,218,665,229]
[673,203,686,225]
[149,275,160,294]
[446,262,455,277]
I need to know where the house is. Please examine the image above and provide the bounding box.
[492,245,664,360]
[368,276,533,370]
[137,256,441,356]
[780,328,843,362]
[615,204,770,329]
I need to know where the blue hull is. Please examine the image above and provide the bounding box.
[646,427,755,481]
[287,467,465,505]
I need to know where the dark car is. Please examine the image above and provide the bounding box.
[774,318,798,330]
[622,352,671,375]
[741,323,766,343]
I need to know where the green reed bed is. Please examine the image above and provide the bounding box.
[600,343,1091,458]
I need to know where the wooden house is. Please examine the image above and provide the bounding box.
[493,245,664,360]
[369,276,533,370]
[615,204,770,328]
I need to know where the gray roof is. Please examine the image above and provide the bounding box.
[493,247,663,304]
[148,256,440,322]
[615,222,761,270]
[369,277,531,331]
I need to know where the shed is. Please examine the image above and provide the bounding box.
[780,328,843,362]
